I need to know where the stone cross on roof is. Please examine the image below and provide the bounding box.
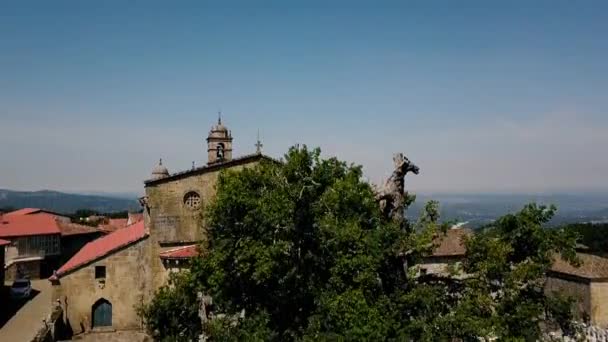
[255,129,263,154]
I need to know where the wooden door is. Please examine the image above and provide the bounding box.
[92,299,112,327]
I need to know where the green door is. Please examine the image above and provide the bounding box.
[92,299,112,327]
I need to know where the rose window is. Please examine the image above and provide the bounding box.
[183,191,201,210]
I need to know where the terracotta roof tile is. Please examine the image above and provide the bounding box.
[0,213,62,237]
[0,239,10,246]
[53,220,147,278]
[431,227,471,257]
[99,218,132,233]
[56,221,103,236]
[550,253,608,280]
[159,245,199,259]
[3,208,42,217]
[3,208,66,218]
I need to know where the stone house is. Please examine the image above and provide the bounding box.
[547,252,608,328]
[57,221,106,265]
[50,116,274,336]
[50,220,150,334]
[416,226,471,277]
[0,208,102,281]
[418,226,608,329]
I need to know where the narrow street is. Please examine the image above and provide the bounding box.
[0,279,53,342]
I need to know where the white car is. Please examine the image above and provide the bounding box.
[10,279,32,300]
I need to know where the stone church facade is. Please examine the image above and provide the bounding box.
[51,117,274,336]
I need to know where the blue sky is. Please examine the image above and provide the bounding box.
[1,1,607,194]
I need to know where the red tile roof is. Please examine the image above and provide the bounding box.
[550,253,608,280]
[3,208,66,218]
[0,213,62,238]
[99,218,129,233]
[0,209,99,238]
[431,227,472,257]
[3,208,42,217]
[0,239,10,246]
[52,220,147,278]
[56,221,103,236]
[159,244,199,259]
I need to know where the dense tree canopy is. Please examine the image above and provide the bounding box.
[565,222,608,253]
[141,146,580,341]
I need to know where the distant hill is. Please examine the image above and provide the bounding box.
[407,193,608,228]
[0,189,140,214]
[2,188,606,227]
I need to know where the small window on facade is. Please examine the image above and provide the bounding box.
[95,266,106,279]
[184,191,202,210]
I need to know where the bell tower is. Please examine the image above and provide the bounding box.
[206,112,233,165]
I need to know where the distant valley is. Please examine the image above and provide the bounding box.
[408,192,608,228]
[0,189,141,214]
[1,189,607,226]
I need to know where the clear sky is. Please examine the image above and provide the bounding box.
[1,1,607,194]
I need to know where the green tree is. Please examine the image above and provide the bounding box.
[141,146,579,341]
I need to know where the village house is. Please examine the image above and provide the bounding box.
[50,116,608,337]
[416,225,471,277]
[547,253,608,328]
[420,225,608,329]
[50,220,150,332]
[50,116,275,336]
[0,208,101,281]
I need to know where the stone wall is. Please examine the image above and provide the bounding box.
[6,258,42,281]
[591,282,608,328]
[144,161,260,245]
[145,160,260,290]
[145,170,219,244]
[52,237,152,336]
[545,275,591,322]
[417,255,463,277]
[70,330,152,342]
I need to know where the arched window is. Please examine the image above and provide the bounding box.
[92,298,112,328]
[216,143,225,160]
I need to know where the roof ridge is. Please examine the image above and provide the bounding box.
[145,153,280,185]
[160,244,198,254]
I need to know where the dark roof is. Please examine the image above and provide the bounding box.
[431,227,472,257]
[550,253,608,281]
[144,153,279,186]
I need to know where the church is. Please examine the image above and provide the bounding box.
[50,116,274,336]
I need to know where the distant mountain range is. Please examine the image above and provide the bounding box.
[407,193,608,228]
[1,189,607,227]
[0,189,141,214]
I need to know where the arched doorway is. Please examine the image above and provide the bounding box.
[92,298,112,328]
